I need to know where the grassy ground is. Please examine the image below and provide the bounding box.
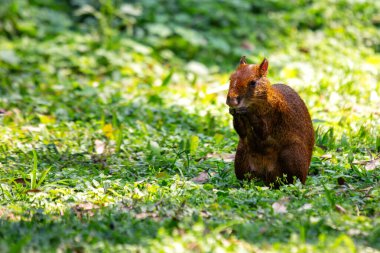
[0,0,380,252]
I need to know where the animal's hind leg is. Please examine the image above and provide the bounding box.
[278,144,310,184]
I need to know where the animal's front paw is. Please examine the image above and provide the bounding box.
[235,107,248,114]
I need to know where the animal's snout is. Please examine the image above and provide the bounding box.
[226,96,241,107]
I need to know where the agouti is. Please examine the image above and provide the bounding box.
[226,56,314,185]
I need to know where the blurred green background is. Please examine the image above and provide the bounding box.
[0,0,380,252]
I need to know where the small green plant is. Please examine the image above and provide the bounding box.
[29,150,51,190]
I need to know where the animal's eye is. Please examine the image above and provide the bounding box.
[249,80,257,87]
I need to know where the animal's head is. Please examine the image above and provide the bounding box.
[226,56,270,109]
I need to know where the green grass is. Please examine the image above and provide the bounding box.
[0,0,380,252]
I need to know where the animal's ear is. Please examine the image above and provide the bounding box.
[239,56,247,65]
[259,58,269,76]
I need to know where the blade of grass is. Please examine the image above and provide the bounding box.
[322,183,336,208]
[115,128,123,153]
[36,167,51,188]
[161,70,173,86]
[30,150,38,189]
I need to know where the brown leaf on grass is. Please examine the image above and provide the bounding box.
[191,171,209,184]
[353,156,380,171]
[72,203,100,218]
[272,202,287,214]
[357,186,374,199]
[13,178,27,185]
[358,186,373,193]
[352,159,367,165]
[320,154,332,159]
[74,203,99,211]
[22,125,44,132]
[187,242,201,251]
[0,207,18,221]
[352,104,380,115]
[298,46,310,54]
[347,228,362,236]
[364,157,380,171]
[298,203,313,211]
[272,197,289,214]
[135,212,158,220]
[94,139,106,154]
[335,204,347,214]
[200,210,211,218]
[26,189,42,193]
[201,153,235,162]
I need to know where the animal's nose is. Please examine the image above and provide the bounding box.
[226,96,241,107]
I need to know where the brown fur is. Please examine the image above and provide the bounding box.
[227,57,314,185]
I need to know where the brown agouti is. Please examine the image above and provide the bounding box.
[226,56,314,185]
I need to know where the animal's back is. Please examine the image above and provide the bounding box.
[272,83,314,152]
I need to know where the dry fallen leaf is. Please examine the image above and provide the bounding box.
[357,186,373,198]
[13,178,27,185]
[320,154,332,159]
[191,171,209,184]
[335,204,347,214]
[298,203,313,211]
[272,198,289,214]
[200,210,211,218]
[272,202,287,214]
[353,155,380,171]
[0,207,18,221]
[22,125,44,132]
[72,202,100,218]
[95,139,106,154]
[26,189,42,193]
[365,157,380,171]
[203,153,235,162]
[347,228,362,236]
[187,242,201,251]
[135,212,158,220]
[73,202,99,211]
